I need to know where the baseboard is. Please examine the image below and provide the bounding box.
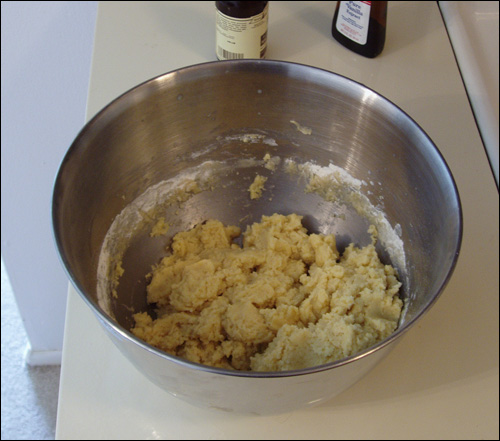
[24,344,62,366]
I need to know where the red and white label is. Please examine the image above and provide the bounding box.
[336,1,371,45]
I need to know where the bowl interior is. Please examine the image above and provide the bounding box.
[53,60,462,364]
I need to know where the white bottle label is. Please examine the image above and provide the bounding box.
[336,1,371,45]
[216,4,268,60]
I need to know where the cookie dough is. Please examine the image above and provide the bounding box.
[150,217,170,237]
[248,175,267,199]
[131,213,402,371]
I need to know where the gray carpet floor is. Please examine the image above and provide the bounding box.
[1,257,60,440]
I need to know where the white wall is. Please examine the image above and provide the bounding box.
[1,1,98,364]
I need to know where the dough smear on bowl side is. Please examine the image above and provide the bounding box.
[131,213,403,372]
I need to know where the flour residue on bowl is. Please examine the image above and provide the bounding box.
[221,133,278,146]
[97,160,226,314]
[284,159,406,276]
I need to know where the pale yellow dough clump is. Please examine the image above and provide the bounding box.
[248,175,267,199]
[131,214,402,371]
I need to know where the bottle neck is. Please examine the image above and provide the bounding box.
[216,1,268,19]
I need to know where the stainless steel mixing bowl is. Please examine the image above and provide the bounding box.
[52,60,462,414]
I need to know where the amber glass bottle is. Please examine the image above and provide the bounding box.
[215,1,269,60]
[331,1,387,58]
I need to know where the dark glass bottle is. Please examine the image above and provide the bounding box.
[215,1,269,60]
[331,1,387,58]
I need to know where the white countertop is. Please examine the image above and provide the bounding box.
[56,2,499,439]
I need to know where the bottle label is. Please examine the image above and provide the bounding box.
[216,4,268,60]
[336,1,371,45]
